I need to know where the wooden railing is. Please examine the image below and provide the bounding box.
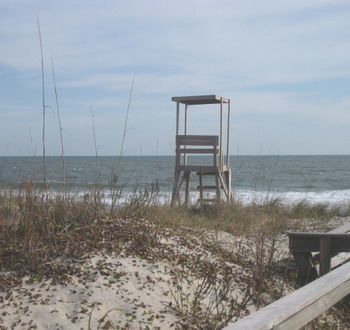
[226,261,350,329]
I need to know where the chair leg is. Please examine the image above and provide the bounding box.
[198,172,204,200]
[171,171,181,206]
[184,171,191,206]
[215,173,221,200]
[218,171,229,199]
[224,169,232,202]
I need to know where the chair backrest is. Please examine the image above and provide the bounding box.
[176,135,219,147]
[175,135,221,171]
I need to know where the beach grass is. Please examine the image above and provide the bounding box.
[1,183,349,276]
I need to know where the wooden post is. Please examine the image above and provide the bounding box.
[171,172,180,206]
[218,171,228,199]
[171,134,181,206]
[320,237,332,276]
[184,104,188,135]
[220,99,223,169]
[184,104,188,165]
[292,252,318,284]
[184,171,191,206]
[225,169,232,202]
[227,99,231,167]
[198,172,204,200]
[176,173,187,205]
[176,102,180,135]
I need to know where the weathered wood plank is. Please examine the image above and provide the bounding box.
[179,148,219,154]
[178,140,217,146]
[226,261,350,330]
[176,134,218,146]
[177,134,219,139]
[172,95,229,105]
[288,233,350,253]
[331,237,350,252]
[199,198,219,203]
[288,232,350,238]
[179,165,218,172]
[328,222,350,234]
[288,234,320,252]
[196,185,217,190]
[196,171,217,176]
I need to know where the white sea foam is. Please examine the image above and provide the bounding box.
[2,185,349,208]
[234,189,350,207]
[98,188,350,208]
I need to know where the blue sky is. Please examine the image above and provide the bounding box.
[1,0,350,156]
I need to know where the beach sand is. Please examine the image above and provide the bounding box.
[1,216,349,329]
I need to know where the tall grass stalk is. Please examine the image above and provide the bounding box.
[110,75,136,213]
[90,107,101,180]
[51,56,65,183]
[116,75,135,171]
[89,107,105,219]
[37,17,48,194]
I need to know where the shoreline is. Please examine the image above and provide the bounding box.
[2,185,350,210]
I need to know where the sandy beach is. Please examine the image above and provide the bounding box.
[1,216,349,329]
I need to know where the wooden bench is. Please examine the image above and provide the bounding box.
[288,222,350,283]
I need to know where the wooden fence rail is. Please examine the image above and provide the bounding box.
[226,251,350,329]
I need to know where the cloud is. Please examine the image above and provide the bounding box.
[2,1,350,80]
[1,0,350,155]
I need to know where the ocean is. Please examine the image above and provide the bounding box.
[1,155,350,206]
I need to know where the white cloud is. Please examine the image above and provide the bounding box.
[1,0,350,155]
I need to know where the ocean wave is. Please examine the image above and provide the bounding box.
[234,189,350,206]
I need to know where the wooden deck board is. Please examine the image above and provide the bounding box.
[328,222,350,234]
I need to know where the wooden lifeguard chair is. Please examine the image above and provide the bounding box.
[171,95,232,206]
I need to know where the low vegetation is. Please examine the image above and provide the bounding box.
[1,183,350,328]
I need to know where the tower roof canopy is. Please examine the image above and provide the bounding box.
[172,94,229,105]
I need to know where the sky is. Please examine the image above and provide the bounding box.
[1,0,350,156]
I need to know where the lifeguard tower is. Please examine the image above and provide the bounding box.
[171,95,232,206]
